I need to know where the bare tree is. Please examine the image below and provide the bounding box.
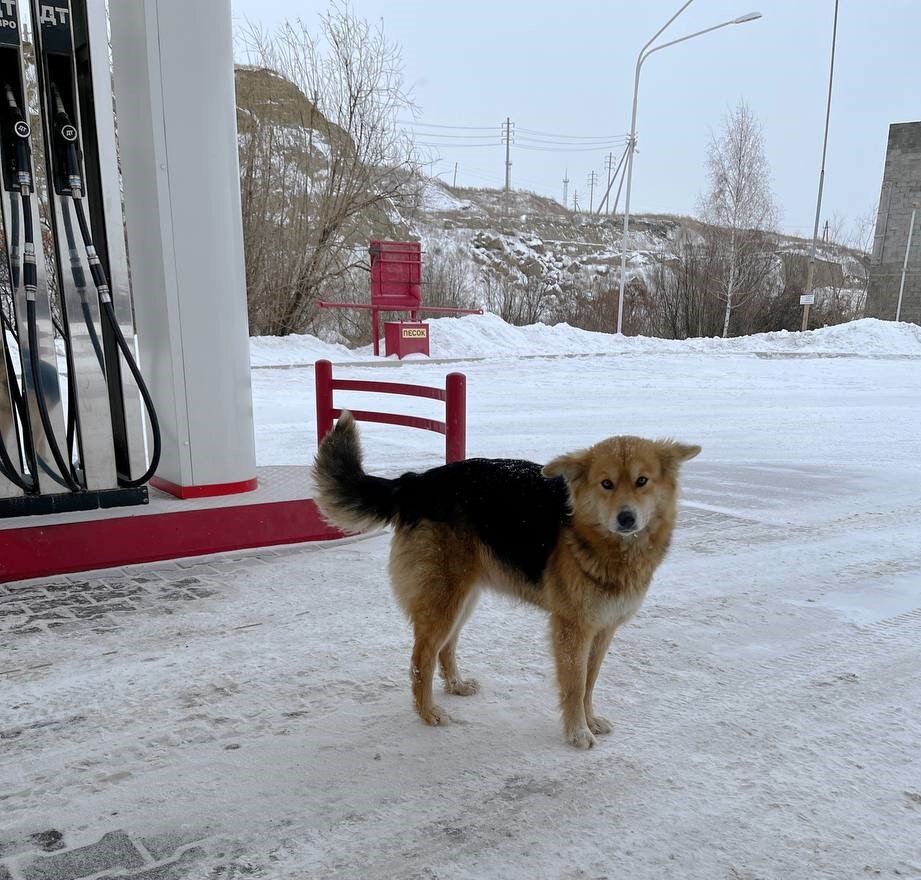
[646,231,723,338]
[848,205,876,317]
[423,247,479,311]
[700,100,778,337]
[237,5,420,335]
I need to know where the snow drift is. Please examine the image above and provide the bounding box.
[250,315,921,367]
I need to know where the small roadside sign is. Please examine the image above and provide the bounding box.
[800,293,815,306]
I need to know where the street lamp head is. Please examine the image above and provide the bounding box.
[734,11,762,23]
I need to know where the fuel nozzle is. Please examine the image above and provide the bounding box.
[3,82,32,194]
[50,82,83,197]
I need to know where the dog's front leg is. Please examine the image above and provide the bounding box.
[584,625,616,735]
[551,615,595,749]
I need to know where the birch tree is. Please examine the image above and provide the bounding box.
[700,100,777,337]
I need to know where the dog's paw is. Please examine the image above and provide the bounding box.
[567,727,597,750]
[587,714,613,735]
[419,704,451,726]
[445,677,480,696]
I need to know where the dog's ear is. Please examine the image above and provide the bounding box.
[657,441,701,471]
[543,449,589,486]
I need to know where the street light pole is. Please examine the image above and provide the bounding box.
[801,0,839,332]
[615,7,763,335]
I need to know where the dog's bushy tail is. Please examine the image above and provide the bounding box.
[312,411,397,532]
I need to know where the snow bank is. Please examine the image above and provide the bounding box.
[250,314,921,366]
[431,314,921,358]
[249,332,355,366]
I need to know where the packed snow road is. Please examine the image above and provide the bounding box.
[3,326,921,879]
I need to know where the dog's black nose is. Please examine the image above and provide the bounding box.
[617,509,637,530]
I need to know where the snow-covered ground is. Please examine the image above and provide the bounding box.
[4,318,921,879]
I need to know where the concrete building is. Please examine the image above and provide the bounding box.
[866,121,921,323]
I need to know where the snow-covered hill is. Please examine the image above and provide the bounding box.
[235,65,869,337]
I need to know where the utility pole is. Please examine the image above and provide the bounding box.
[587,170,598,214]
[573,190,580,213]
[604,153,615,215]
[802,0,839,332]
[596,142,629,215]
[502,117,514,192]
[562,168,569,208]
[452,162,458,188]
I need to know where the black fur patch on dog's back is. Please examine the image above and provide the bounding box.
[392,459,570,585]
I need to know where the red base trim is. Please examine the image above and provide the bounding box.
[150,476,259,499]
[0,499,344,583]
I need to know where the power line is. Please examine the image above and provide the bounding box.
[517,138,628,149]
[405,131,504,139]
[518,127,628,140]
[418,140,624,152]
[403,120,629,144]
[516,143,626,153]
[516,134,628,146]
[397,119,495,130]
[415,141,501,148]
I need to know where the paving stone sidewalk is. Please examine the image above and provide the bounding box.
[0,828,264,880]
[1,550,296,880]
[0,551,285,644]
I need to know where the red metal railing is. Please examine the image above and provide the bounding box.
[314,360,466,464]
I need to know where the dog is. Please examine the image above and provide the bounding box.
[313,411,700,748]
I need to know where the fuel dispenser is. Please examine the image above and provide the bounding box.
[2,0,263,580]
[0,0,159,516]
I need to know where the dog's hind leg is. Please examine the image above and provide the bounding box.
[391,526,480,726]
[409,583,476,725]
[551,615,595,749]
[439,590,481,696]
[584,625,616,736]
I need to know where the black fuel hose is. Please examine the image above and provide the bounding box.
[48,84,160,487]
[0,424,34,491]
[9,189,20,288]
[0,318,35,491]
[0,359,35,491]
[71,198,160,487]
[60,199,105,372]
[25,306,79,490]
[0,310,35,486]
[22,190,79,492]
[60,314,79,466]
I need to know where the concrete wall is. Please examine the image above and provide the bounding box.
[866,122,921,323]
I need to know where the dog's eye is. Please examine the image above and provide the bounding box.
[601,479,614,490]
[636,475,648,487]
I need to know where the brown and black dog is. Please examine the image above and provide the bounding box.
[313,411,699,748]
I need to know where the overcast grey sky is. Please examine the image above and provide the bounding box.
[230,0,920,238]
